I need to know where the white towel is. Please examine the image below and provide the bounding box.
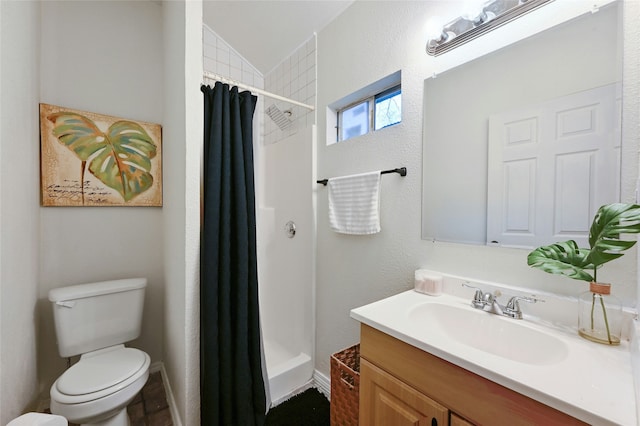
[328,171,382,235]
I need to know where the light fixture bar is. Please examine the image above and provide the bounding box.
[426,0,554,56]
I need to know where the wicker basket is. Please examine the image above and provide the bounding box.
[330,344,360,426]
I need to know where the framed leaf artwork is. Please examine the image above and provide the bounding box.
[40,103,162,207]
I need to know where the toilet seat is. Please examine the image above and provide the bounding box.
[51,345,150,405]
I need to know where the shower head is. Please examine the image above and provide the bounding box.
[266,104,293,130]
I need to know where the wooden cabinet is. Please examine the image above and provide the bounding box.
[360,358,448,426]
[449,414,474,426]
[359,324,587,426]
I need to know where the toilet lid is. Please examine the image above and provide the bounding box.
[56,348,146,396]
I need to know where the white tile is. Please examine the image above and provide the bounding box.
[243,70,255,87]
[281,57,290,73]
[203,29,217,46]
[216,61,230,77]
[230,67,242,81]
[291,77,300,97]
[204,57,216,73]
[291,50,300,68]
[254,76,264,90]
[217,48,229,65]
[230,51,242,69]
[305,38,315,55]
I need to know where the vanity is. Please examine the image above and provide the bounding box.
[351,288,637,425]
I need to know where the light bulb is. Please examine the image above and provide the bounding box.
[425,16,446,42]
[461,0,487,25]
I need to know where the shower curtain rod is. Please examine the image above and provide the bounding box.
[203,71,315,111]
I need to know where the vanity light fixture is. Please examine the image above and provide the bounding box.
[426,0,554,56]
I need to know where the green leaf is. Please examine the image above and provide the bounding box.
[47,113,157,202]
[47,112,106,160]
[588,203,640,267]
[527,240,594,282]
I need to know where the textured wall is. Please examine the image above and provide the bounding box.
[38,0,165,397]
[315,0,639,378]
[0,1,40,421]
[163,1,203,425]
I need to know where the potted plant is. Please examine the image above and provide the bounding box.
[527,203,640,345]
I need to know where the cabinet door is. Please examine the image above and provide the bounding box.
[450,413,474,426]
[360,358,448,426]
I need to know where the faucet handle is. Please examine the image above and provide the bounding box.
[505,295,544,319]
[462,282,485,309]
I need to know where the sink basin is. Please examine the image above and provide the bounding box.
[408,302,569,365]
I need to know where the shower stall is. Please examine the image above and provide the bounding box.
[203,24,317,407]
[257,123,316,405]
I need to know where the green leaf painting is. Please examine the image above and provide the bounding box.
[40,104,162,206]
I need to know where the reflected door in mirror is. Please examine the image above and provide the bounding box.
[487,83,621,248]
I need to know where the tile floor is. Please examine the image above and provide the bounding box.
[127,371,173,426]
[46,371,173,426]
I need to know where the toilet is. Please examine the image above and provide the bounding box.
[8,413,67,426]
[48,278,151,426]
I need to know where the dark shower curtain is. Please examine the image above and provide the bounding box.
[200,82,266,426]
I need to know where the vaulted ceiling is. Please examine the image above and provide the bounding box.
[203,1,354,74]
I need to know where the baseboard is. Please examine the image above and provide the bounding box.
[313,369,331,399]
[156,362,183,426]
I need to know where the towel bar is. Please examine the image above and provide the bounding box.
[317,167,406,186]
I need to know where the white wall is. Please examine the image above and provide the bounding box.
[260,36,317,375]
[0,1,41,422]
[259,124,315,362]
[38,0,165,395]
[315,0,640,378]
[162,1,202,424]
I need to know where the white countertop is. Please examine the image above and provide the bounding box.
[351,290,637,426]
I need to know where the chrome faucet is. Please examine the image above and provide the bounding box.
[462,282,542,319]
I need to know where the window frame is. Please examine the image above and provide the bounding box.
[373,85,402,131]
[337,99,372,142]
[336,83,401,142]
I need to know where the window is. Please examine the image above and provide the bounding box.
[340,101,370,141]
[374,86,402,130]
[337,84,401,142]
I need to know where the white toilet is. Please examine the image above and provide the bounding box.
[8,413,67,426]
[48,278,151,426]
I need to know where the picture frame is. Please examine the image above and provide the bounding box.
[39,103,162,207]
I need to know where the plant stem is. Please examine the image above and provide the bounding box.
[590,292,595,329]
[81,160,86,205]
[600,295,613,344]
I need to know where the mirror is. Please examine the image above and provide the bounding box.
[421,2,626,248]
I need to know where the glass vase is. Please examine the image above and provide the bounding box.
[578,282,622,345]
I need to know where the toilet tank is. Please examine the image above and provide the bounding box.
[49,278,147,358]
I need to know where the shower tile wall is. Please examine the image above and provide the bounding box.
[203,24,263,89]
[203,24,265,151]
[264,37,316,145]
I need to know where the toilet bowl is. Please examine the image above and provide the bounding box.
[50,346,150,425]
[48,278,150,426]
